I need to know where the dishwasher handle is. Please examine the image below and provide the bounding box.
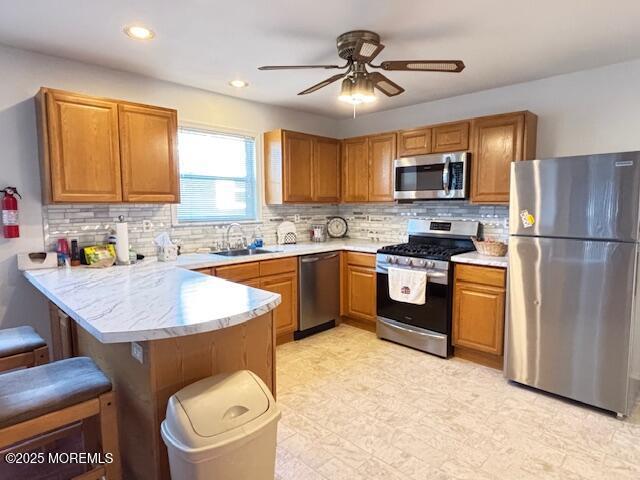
[300,252,340,263]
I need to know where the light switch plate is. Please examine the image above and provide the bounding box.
[131,342,144,364]
[142,220,153,232]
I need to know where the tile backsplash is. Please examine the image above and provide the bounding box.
[42,201,508,256]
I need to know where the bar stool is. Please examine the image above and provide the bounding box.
[0,356,121,479]
[0,326,48,372]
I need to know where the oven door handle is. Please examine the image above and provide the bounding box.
[442,156,451,194]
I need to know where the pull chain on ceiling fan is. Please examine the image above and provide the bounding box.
[258,30,465,107]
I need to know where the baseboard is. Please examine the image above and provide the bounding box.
[454,345,503,370]
[276,332,294,346]
[341,316,376,333]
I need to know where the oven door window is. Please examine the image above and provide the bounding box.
[396,164,445,192]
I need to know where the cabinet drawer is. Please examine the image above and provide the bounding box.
[346,251,376,268]
[214,262,260,282]
[455,264,505,288]
[260,257,297,277]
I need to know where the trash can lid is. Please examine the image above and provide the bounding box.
[171,370,272,439]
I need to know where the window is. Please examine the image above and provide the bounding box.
[176,127,257,223]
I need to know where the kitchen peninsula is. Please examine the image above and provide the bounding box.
[24,261,281,480]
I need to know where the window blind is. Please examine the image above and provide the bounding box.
[176,128,257,223]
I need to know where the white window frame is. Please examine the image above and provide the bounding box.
[171,121,263,226]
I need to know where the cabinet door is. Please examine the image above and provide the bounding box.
[368,133,397,202]
[453,281,505,355]
[313,137,341,202]
[341,137,369,202]
[260,272,298,336]
[397,127,432,157]
[46,91,122,202]
[432,122,470,153]
[346,265,377,323]
[283,131,314,202]
[119,104,179,203]
[470,113,525,204]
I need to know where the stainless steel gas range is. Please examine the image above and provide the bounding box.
[376,219,479,357]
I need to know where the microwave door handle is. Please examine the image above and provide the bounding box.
[442,156,451,194]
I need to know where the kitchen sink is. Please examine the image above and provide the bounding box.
[213,248,275,257]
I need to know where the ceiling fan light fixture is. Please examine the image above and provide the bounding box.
[339,76,376,105]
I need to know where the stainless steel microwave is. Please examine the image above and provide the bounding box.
[394,152,469,201]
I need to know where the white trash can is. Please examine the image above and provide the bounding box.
[161,370,281,480]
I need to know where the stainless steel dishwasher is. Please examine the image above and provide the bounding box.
[295,252,340,339]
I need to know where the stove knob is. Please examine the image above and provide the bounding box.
[415,259,426,267]
[427,261,435,268]
[403,258,412,266]
[386,255,394,263]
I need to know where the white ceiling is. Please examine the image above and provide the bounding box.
[2,0,640,118]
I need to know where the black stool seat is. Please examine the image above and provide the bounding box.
[0,356,111,428]
[0,326,46,357]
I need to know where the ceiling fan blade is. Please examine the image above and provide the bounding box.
[297,73,346,95]
[380,60,465,73]
[351,39,385,63]
[368,72,405,97]
[258,64,345,70]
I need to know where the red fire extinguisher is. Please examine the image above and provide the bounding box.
[1,187,21,238]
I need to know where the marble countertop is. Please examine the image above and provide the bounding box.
[176,239,389,270]
[450,251,508,268]
[24,260,281,344]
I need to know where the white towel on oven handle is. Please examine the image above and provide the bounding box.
[387,267,427,305]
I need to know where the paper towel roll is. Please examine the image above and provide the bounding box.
[115,222,130,265]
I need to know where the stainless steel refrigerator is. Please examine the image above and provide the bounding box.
[506,152,640,416]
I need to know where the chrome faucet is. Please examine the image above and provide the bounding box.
[225,223,246,250]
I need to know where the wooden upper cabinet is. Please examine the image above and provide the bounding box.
[431,121,470,153]
[119,104,179,203]
[283,130,314,202]
[37,87,180,204]
[41,90,122,202]
[470,111,537,204]
[341,136,369,202]
[397,127,432,157]
[313,136,340,203]
[368,133,397,202]
[263,129,340,204]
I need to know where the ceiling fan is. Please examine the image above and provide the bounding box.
[258,30,465,105]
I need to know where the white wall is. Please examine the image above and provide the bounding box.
[337,59,640,158]
[0,44,337,343]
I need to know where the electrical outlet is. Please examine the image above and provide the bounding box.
[131,342,144,364]
[294,214,300,222]
[142,220,153,232]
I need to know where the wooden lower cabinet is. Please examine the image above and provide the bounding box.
[211,258,299,343]
[260,272,298,339]
[452,264,506,369]
[342,251,377,328]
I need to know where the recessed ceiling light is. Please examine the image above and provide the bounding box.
[123,24,155,40]
[229,79,249,88]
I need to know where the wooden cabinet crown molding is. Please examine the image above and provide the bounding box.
[37,87,180,204]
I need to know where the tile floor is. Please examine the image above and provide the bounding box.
[275,324,640,480]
